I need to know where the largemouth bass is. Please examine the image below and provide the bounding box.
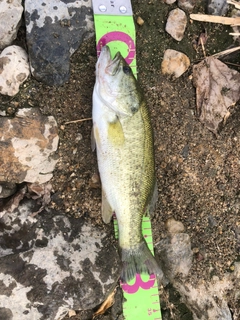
[92,45,161,283]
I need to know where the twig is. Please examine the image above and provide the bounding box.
[224,61,240,67]
[227,0,240,10]
[211,46,240,58]
[190,14,240,26]
[200,37,206,58]
[64,117,92,124]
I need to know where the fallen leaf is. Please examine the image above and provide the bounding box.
[193,56,240,133]
[92,288,117,319]
[27,182,52,216]
[27,182,52,204]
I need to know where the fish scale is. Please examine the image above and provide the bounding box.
[92,1,162,319]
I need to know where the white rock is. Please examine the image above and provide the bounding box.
[164,0,177,3]
[165,8,187,41]
[161,49,190,78]
[0,0,23,49]
[174,276,234,320]
[0,108,59,184]
[0,45,30,96]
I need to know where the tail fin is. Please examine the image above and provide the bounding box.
[121,241,163,283]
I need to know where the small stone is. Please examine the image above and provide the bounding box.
[165,8,187,41]
[89,173,101,189]
[161,49,190,78]
[212,275,220,281]
[230,265,235,271]
[0,45,30,96]
[75,133,83,142]
[166,218,185,234]
[192,247,199,253]
[137,16,144,26]
[178,0,196,12]
[0,0,23,49]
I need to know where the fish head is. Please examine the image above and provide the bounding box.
[96,46,143,117]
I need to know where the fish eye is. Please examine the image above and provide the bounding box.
[123,66,131,75]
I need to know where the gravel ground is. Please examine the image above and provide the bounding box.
[1,0,239,319]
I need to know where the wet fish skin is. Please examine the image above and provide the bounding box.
[92,45,162,283]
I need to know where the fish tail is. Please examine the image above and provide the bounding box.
[120,241,163,283]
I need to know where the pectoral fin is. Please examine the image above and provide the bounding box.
[102,189,113,223]
[107,117,125,146]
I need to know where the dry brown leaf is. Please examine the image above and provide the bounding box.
[92,288,117,319]
[27,182,52,216]
[193,57,240,133]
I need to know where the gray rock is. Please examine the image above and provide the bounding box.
[0,108,59,184]
[24,0,94,86]
[0,199,120,319]
[156,233,193,280]
[0,182,17,199]
[0,0,23,49]
[0,45,30,96]
[207,0,228,16]
[156,229,236,320]
[165,8,187,41]
[174,275,234,320]
[178,0,196,12]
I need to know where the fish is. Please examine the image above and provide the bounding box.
[92,45,162,283]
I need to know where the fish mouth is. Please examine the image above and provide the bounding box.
[98,46,121,76]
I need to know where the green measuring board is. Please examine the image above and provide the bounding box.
[92,1,162,319]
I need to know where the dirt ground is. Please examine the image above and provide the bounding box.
[1,0,240,319]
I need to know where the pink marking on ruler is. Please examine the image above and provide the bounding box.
[121,273,155,294]
[96,31,135,65]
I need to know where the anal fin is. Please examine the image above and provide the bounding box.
[102,189,113,223]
